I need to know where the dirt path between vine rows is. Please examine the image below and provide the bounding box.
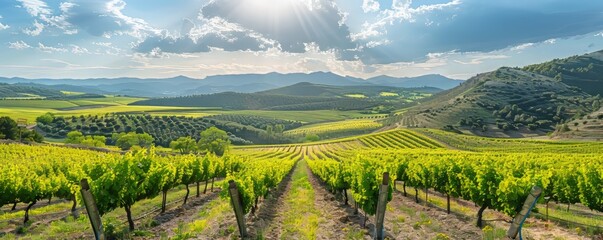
[384,190,483,239]
[305,162,371,240]
[255,160,302,239]
[145,190,220,238]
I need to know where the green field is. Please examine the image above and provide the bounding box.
[284,119,382,138]
[0,97,380,124]
[0,97,210,122]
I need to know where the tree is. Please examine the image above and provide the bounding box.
[80,136,107,147]
[21,130,44,143]
[305,133,320,142]
[36,112,55,125]
[65,131,105,147]
[65,131,84,144]
[116,132,155,150]
[0,117,18,140]
[198,127,230,156]
[170,136,197,154]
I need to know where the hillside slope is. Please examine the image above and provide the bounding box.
[553,106,603,140]
[393,67,600,137]
[130,92,382,111]
[0,83,64,98]
[523,50,603,96]
[258,82,440,97]
[368,74,464,89]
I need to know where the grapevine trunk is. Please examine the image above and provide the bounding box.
[161,191,167,213]
[24,201,36,224]
[477,204,488,228]
[447,194,451,214]
[203,179,209,194]
[196,182,200,197]
[124,204,135,231]
[184,184,190,205]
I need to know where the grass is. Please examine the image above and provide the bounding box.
[0,202,72,221]
[344,94,367,98]
[379,92,399,97]
[205,109,376,123]
[0,96,213,122]
[184,198,232,236]
[284,119,381,138]
[0,183,222,239]
[60,91,84,96]
[0,97,380,124]
[537,203,603,227]
[482,226,507,240]
[280,160,320,239]
[0,100,78,109]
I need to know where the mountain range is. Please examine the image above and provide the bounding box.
[0,72,463,97]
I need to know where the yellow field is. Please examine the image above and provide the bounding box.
[344,94,367,98]
[284,119,382,137]
[379,92,399,97]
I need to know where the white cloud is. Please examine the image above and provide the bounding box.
[544,39,557,44]
[351,0,461,41]
[8,41,32,50]
[41,58,80,68]
[17,0,51,17]
[23,20,45,36]
[92,41,123,55]
[16,0,155,38]
[17,0,74,35]
[70,44,89,54]
[366,39,391,48]
[104,0,161,38]
[59,2,74,12]
[362,0,380,13]
[0,15,9,30]
[37,43,68,53]
[453,54,510,65]
[511,43,534,51]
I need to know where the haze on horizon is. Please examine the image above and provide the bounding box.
[1,0,603,80]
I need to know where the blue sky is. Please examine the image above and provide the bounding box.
[1,0,603,79]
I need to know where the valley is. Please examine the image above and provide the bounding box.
[1,49,603,240]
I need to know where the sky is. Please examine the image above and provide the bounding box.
[1,0,603,80]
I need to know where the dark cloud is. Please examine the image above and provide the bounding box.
[357,0,603,63]
[136,0,355,54]
[63,0,156,37]
[201,0,354,52]
[133,0,603,64]
[135,31,267,53]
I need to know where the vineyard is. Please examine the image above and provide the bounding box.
[1,129,602,239]
[0,143,297,239]
[235,129,603,239]
[283,119,382,139]
[39,113,305,146]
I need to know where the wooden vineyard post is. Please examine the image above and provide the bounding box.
[374,172,389,240]
[80,179,105,240]
[228,180,247,238]
[507,186,542,239]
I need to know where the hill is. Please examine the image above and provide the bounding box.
[392,66,600,137]
[130,92,382,111]
[0,83,65,99]
[552,106,603,140]
[522,50,603,96]
[368,74,464,89]
[257,82,441,97]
